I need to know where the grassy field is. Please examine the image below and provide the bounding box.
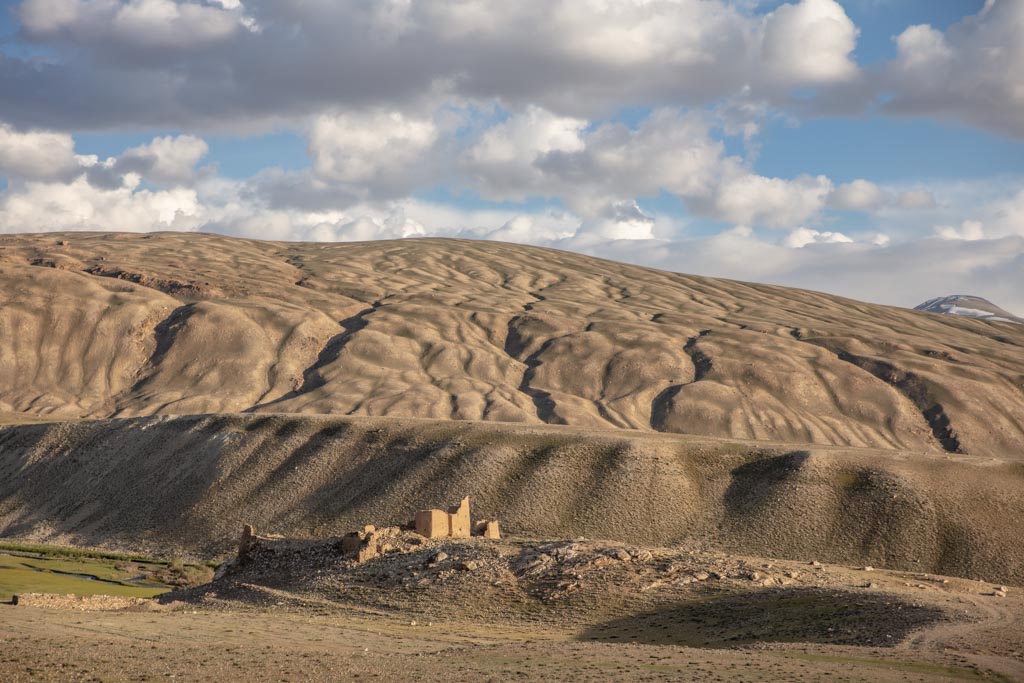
[0,543,214,601]
[0,540,165,563]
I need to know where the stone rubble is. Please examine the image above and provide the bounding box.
[231,497,503,574]
[201,499,994,638]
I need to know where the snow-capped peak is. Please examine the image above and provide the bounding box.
[914,295,1023,324]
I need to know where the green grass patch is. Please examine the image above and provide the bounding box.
[0,553,170,601]
[0,540,158,564]
[0,542,216,601]
[3,554,153,583]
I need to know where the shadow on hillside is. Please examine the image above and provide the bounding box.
[579,587,945,649]
[723,450,811,516]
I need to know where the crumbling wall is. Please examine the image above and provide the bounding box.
[475,520,501,539]
[448,496,471,538]
[415,509,450,539]
[413,497,500,540]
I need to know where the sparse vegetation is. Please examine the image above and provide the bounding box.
[0,544,213,601]
[0,552,167,601]
[152,556,214,588]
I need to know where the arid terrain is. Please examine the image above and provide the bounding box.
[2,532,1022,682]
[3,413,1024,585]
[1,232,1023,457]
[1,233,1023,681]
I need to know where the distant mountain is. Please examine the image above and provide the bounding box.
[914,295,1023,324]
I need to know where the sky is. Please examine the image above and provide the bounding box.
[0,0,1022,313]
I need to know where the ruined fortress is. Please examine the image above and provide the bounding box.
[413,496,500,540]
[235,496,500,569]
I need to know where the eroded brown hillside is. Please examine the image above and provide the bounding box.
[1,232,1022,457]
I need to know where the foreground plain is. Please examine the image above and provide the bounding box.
[2,536,1022,682]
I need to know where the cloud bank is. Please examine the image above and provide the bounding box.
[0,0,1021,314]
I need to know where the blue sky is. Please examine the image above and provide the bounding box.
[0,0,1021,311]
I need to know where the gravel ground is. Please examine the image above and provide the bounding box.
[3,534,1021,682]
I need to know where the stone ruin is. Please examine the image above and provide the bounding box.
[336,496,501,562]
[233,496,501,568]
[413,496,500,540]
[238,523,257,559]
[218,523,285,579]
[338,524,398,564]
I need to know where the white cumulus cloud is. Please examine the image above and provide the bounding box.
[882,0,1024,137]
[4,0,863,130]
[117,134,209,185]
[782,227,853,248]
[464,106,832,228]
[0,124,81,181]
[309,111,440,197]
[702,173,833,228]
[20,0,244,49]
[936,220,985,241]
[895,189,938,210]
[0,175,202,232]
[760,0,860,87]
[828,179,888,211]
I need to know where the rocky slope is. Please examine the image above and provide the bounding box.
[1,232,1023,458]
[2,414,1023,584]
